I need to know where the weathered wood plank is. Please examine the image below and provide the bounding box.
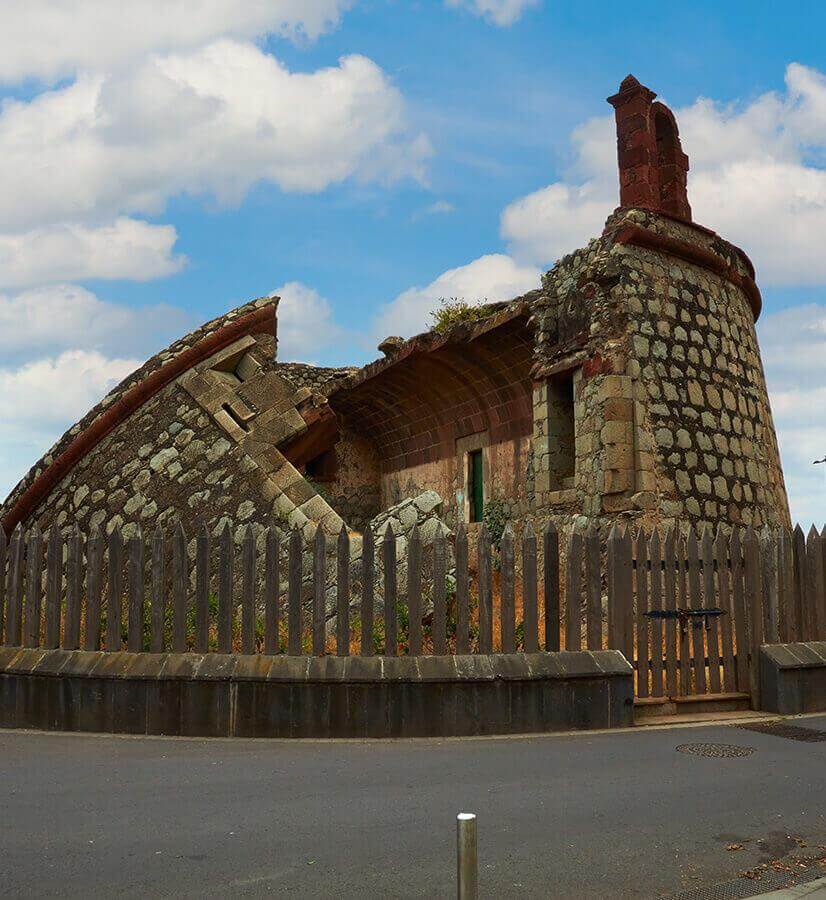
[407,525,423,656]
[522,524,538,654]
[360,527,375,657]
[0,527,6,644]
[778,527,795,642]
[585,525,601,651]
[760,526,779,644]
[313,528,326,656]
[501,524,516,654]
[565,530,583,652]
[607,525,633,658]
[172,522,188,653]
[543,523,560,652]
[744,527,763,708]
[83,528,103,652]
[792,524,808,641]
[716,526,736,693]
[242,525,257,655]
[63,526,82,650]
[288,527,302,655]
[6,527,24,647]
[264,526,280,655]
[702,526,722,694]
[730,529,749,693]
[218,523,234,654]
[676,534,691,696]
[105,527,122,652]
[820,525,826,640]
[455,523,469,655]
[477,523,493,655]
[44,524,62,650]
[635,530,650,699]
[806,526,824,644]
[127,527,144,653]
[336,527,350,657]
[687,528,706,695]
[663,527,678,698]
[150,526,166,653]
[432,529,447,655]
[195,524,210,652]
[382,525,397,656]
[24,525,43,648]
[648,529,664,698]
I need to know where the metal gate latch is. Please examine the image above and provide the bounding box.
[645,608,725,631]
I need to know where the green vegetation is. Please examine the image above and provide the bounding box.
[429,297,492,334]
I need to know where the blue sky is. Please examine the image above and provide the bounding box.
[2,0,826,524]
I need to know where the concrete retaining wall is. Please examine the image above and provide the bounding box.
[0,648,633,738]
[760,643,826,715]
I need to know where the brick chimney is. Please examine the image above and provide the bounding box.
[607,75,692,222]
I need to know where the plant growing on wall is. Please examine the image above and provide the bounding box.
[429,297,492,334]
[482,497,508,552]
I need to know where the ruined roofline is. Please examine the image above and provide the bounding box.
[1,296,281,537]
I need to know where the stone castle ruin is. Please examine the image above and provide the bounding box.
[1,76,791,562]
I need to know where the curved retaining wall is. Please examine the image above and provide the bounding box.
[0,648,633,738]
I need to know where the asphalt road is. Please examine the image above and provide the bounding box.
[1,717,825,899]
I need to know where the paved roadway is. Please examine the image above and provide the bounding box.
[1,717,825,899]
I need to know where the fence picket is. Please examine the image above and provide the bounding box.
[455,523,469,655]
[313,528,326,656]
[806,526,824,642]
[648,529,664,697]
[663,527,678,697]
[24,525,43,648]
[522,524,538,654]
[501,524,516,654]
[127,527,144,652]
[716,525,736,693]
[173,523,188,653]
[779,527,795,642]
[63,526,82,651]
[677,534,690,695]
[820,525,826,640]
[702,526,721,694]
[6,526,24,647]
[407,525,423,656]
[0,528,5,644]
[744,527,763,707]
[336,527,350,657]
[687,528,706,695]
[635,530,649,698]
[195,524,210,652]
[383,525,397,656]
[218,523,234,654]
[264,526,280,655]
[585,526,601,651]
[477,523,493,654]
[105,527,122,652]
[565,530,583,652]
[243,525,257,655]
[150,526,166,653]
[84,528,103,651]
[288,527,302,655]
[792,525,808,641]
[361,528,375,657]
[45,524,62,650]
[543,523,560,652]
[730,529,749,692]
[607,525,632,658]
[432,529,447,655]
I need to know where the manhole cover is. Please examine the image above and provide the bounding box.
[676,742,755,758]
[735,721,826,743]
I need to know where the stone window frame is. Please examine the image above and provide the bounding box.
[455,431,490,526]
[545,366,581,496]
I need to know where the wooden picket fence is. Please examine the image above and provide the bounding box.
[1,519,825,705]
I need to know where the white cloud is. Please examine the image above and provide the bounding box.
[0,0,352,83]
[0,218,185,290]
[501,63,826,287]
[445,0,540,26]
[271,281,344,362]
[0,40,430,232]
[758,304,826,526]
[0,284,192,362]
[373,253,540,340]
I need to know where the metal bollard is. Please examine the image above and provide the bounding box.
[456,813,478,899]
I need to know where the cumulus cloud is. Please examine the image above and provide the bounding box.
[758,304,826,526]
[373,253,540,340]
[0,284,192,363]
[0,0,352,83]
[501,63,826,287]
[271,281,346,362]
[0,40,430,231]
[0,218,185,290]
[445,0,541,26]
